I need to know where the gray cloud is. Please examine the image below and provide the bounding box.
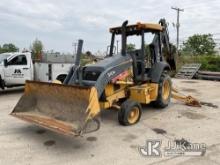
[0,0,219,53]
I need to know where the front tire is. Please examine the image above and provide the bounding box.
[56,74,67,83]
[0,76,5,90]
[118,99,142,126]
[152,73,172,108]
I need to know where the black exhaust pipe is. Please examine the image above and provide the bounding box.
[121,20,128,56]
[63,39,83,85]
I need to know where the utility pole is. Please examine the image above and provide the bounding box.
[72,42,78,54]
[171,7,184,55]
[116,40,119,54]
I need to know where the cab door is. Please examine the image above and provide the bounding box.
[4,54,31,85]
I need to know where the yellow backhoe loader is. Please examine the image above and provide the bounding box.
[11,19,200,137]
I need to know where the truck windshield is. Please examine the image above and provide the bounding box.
[0,54,10,63]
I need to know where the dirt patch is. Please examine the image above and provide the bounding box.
[200,102,218,108]
[181,81,198,84]
[73,145,81,149]
[91,154,95,157]
[44,140,56,146]
[86,136,97,142]
[152,128,167,134]
[174,138,206,156]
[201,150,206,156]
[130,144,139,149]
[122,134,137,142]
[175,138,191,147]
[181,112,206,120]
[36,129,46,134]
[181,88,198,93]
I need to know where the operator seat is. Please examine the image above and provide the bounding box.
[128,49,151,82]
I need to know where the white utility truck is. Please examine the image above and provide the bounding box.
[0,52,73,89]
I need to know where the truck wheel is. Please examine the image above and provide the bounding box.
[56,74,67,83]
[118,99,142,126]
[152,73,172,108]
[0,76,5,90]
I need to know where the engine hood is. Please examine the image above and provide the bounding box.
[84,54,132,72]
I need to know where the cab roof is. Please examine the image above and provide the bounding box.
[110,22,163,35]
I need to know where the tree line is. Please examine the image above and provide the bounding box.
[0,43,19,53]
[0,39,43,60]
[0,34,218,57]
[127,34,217,56]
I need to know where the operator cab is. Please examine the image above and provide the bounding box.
[70,19,175,87]
[108,21,167,82]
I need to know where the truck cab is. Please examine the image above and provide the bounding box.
[0,52,33,89]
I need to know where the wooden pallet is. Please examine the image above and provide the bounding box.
[175,63,201,79]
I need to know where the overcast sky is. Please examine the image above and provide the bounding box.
[0,0,220,53]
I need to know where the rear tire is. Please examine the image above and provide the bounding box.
[0,76,5,90]
[118,99,142,126]
[152,72,172,108]
[56,74,67,83]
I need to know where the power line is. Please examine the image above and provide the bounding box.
[171,6,184,55]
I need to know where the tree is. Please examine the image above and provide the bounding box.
[0,43,19,53]
[126,43,136,51]
[182,34,216,55]
[31,39,43,60]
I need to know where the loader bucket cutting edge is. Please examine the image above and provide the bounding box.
[10,81,100,136]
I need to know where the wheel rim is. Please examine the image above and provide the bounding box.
[128,107,139,124]
[162,79,170,101]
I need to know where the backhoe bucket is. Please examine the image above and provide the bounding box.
[11,81,100,136]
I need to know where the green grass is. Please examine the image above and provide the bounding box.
[177,55,220,72]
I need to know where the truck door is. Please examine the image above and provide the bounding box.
[4,54,31,85]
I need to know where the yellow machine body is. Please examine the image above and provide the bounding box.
[11,78,200,137]
[129,83,158,104]
[11,79,161,136]
[99,82,159,109]
[10,19,201,137]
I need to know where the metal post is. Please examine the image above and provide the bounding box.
[116,40,119,54]
[109,33,115,56]
[141,30,145,80]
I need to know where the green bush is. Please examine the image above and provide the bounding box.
[177,55,220,72]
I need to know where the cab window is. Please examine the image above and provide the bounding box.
[8,55,27,65]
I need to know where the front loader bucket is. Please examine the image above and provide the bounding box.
[11,81,100,136]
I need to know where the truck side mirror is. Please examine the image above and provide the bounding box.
[3,59,8,67]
